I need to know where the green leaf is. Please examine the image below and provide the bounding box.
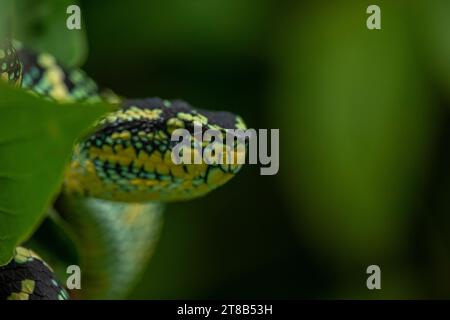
[12,0,87,67]
[0,83,109,265]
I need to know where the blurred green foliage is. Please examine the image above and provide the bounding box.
[12,0,87,66]
[275,1,438,298]
[5,0,450,298]
[414,0,450,95]
[75,0,450,299]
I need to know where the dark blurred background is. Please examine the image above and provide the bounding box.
[23,0,450,298]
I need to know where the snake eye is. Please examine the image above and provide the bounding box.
[64,98,247,202]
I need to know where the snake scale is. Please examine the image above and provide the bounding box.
[0,39,246,300]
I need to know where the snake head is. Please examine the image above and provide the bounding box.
[0,247,69,300]
[65,98,248,202]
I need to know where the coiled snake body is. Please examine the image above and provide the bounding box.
[0,39,246,299]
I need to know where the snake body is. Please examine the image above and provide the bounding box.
[0,39,246,299]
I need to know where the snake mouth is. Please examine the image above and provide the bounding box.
[64,98,247,202]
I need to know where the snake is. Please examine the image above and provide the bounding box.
[0,38,246,300]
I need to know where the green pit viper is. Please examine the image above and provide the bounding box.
[0,38,246,300]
